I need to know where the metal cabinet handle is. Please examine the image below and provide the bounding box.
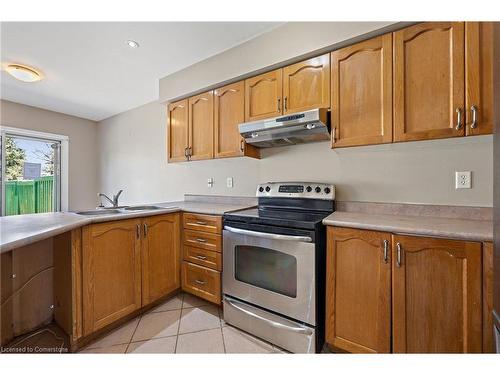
[455,107,463,130]
[470,105,478,129]
[136,224,140,239]
[383,240,389,264]
[194,279,206,285]
[184,147,188,158]
[195,255,207,260]
[396,242,402,267]
[240,139,244,152]
[196,238,207,243]
[195,221,208,226]
[277,98,281,112]
[143,223,148,238]
[284,96,288,112]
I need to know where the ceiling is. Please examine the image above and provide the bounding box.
[0,22,282,121]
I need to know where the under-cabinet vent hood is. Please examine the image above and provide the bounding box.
[239,108,330,148]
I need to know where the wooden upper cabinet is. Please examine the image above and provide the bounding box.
[141,213,181,306]
[245,69,282,121]
[188,91,214,161]
[465,22,494,136]
[82,219,142,335]
[393,22,465,142]
[392,235,482,353]
[331,35,393,148]
[214,81,259,159]
[283,54,330,114]
[326,227,391,353]
[167,99,189,162]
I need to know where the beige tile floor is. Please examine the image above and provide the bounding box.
[79,293,287,354]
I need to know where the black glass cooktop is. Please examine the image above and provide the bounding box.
[224,207,332,230]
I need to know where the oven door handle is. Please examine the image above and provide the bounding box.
[224,226,312,243]
[224,296,313,335]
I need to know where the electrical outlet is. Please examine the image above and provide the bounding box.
[227,177,233,188]
[207,178,214,188]
[455,171,471,189]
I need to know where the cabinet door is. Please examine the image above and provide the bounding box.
[393,22,465,142]
[188,91,214,161]
[283,54,330,114]
[167,99,189,162]
[141,213,181,306]
[331,35,392,148]
[245,69,282,121]
[326,227,391,353]
[392,235,482,353]
[215,81,252,158]
[82,219,142,335]
[465,22,494,136]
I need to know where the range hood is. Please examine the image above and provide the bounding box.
[239,108,330,148]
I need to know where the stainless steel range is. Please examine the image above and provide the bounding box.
[222,182,335,353]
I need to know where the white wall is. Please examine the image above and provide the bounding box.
[159,22,398,102]
[1,100,98,210]
[98,101,493,207]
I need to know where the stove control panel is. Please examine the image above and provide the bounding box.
[256,182,335,200]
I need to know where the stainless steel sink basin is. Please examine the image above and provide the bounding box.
[123,205,163,211]
[76,209,122,216]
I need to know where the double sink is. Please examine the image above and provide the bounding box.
[76,205,166,216]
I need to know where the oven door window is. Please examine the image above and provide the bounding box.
[234,245,297,298]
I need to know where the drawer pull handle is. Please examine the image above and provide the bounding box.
[196,238,208,243]
[195,255,207,260]
[194,279,206,285]
[195,221,208,225]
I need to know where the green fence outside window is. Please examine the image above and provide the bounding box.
[5,176,54,216]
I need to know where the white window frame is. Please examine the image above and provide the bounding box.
[0,125,69,214]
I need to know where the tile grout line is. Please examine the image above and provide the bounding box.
[124,315,142,354]
[173,292,185,353]
[219,307,227,354]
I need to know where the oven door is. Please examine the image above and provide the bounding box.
[223,224,316,325]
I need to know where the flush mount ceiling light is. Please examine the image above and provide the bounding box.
[5,64,43,82]
[126,40,139,49]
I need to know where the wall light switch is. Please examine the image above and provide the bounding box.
[207,178,214,188]
[455,171,471,189]
[227,177,233,188]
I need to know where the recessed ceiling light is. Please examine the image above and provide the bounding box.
[126,40,139,49]
[5,64,43,82]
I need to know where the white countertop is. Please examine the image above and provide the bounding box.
[323,211,493,242]
[0,200,254,253]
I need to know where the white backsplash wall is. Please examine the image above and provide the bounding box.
[98,101,493,207]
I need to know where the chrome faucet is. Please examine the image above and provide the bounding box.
[97,189,123,208]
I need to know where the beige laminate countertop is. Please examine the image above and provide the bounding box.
[0,201,254,253]
[323,211,493,242]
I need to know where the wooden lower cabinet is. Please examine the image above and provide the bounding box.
[141,213,181,305]
[326,227,391,353]
[82,214,181,336]
[326,227,487,353]
[392,235,482,353]
[82,219,142,335]
[181,262,221,304]
[181,212,222,304]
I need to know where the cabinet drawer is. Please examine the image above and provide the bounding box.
[183,213,222,234]
[183,229,221,252]
[181,262,221,304]
[183,246,221,271]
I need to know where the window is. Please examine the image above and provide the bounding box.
[0,126,68,216]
